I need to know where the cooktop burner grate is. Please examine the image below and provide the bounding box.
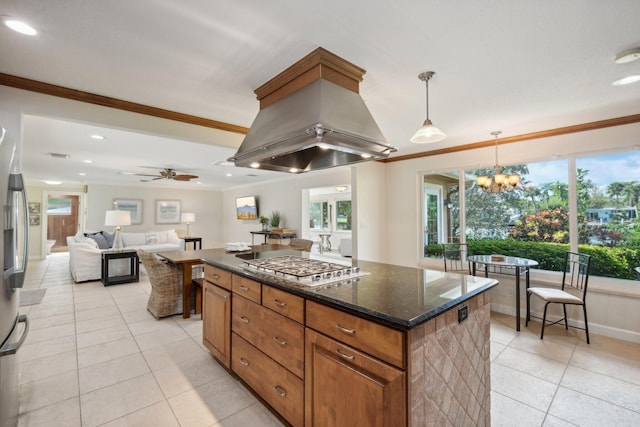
[241,255,364,286]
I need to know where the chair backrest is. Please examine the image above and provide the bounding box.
[290,238,313,252]
[443,243,470,273]
[138,250,182,284]
[562,251,591,295]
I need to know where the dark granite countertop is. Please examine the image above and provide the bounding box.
[201,248,498,331]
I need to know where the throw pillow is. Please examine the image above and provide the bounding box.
[121,232,146,246]
[146,232,158,245]
[85,232,109,249]
[103,231,115,248]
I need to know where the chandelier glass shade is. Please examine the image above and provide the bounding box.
[411,71,446,143]
[476,131,520,193]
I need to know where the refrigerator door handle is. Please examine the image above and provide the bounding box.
[7,173,28,289]
[0,314,29,357]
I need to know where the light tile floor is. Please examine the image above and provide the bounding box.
[16,253,640,426]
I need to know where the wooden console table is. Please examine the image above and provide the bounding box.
[250,231,296,245]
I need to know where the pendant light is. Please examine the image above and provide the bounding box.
[476,131,520,193]
[410,71,446,143]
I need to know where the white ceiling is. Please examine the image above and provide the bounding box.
[1,0,639,189]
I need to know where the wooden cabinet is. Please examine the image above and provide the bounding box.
[232,295,305,378]
[306,300,405,369]
[305,328,406,427]
[203,279,231,369]
[232,333,304,427]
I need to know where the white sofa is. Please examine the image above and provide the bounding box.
[67,230,185,282]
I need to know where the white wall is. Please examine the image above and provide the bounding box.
[222,168,351,244]
[352,161,388,262]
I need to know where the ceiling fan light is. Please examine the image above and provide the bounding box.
[410,121,447,143]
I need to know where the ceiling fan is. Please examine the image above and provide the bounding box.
[136,168,199,181]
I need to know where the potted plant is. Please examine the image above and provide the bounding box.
[259,215,270,232]
[270,211,281,231]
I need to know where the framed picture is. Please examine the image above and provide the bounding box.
[156,200,181,224]
[29,214,40,226]
[113,199,143,224]
[28,202,41,214]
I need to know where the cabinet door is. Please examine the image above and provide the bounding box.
[305,329,406,427]
[203,281,231,369]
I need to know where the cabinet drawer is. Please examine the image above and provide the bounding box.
[262,285,304,324]
[233,296,305,378]
[203,265,231,290]
[232,275,261,304]
[232,333,304,427]
[306,300,405,369]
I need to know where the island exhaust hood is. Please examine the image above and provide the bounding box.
[229,48,397,173]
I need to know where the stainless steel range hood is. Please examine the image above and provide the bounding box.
[229,48,397,173]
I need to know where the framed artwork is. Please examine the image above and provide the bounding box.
[28,202,41,214]
[113,199,143,224]
[29,214,40,226]
[156,200,181,224]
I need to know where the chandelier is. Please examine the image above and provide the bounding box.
[476,131,520,193]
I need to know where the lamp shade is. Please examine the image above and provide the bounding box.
[105,210,131,227]
[410,121,447,143]
[181,213,195,223]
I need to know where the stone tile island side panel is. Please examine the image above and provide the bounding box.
[408,293,491,427]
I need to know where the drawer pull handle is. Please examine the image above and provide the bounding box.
[239,357,249,366]
[211,274,220,279]
[212,293,228,302]
[239,285,250,292]
[273,299,286,307]
[240,316,250,323]
[336,348,355,360]
[336,324,356,335]
[274,385,287,397]
[273,336,287,346]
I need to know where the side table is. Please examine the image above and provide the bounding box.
[101,250,139,286]
[184,237,202,250]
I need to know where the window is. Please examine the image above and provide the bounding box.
[422,150,640,280]
[310,201,329,229]
[47,198,72,215]
[422,173,460,257]
[336,200,352,231]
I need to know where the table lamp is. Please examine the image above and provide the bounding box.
[181,212,195,237]
[105,210,131,251]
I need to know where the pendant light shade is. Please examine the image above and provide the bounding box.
[411,71,446,143]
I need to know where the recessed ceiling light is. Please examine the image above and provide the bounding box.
[78,173,86,176]
[4,19,37,36]
[226,173,232,177]
[43,180,62,185]
[614,47,640,64]
[83,159,93,164]
[90,134,105,140]
[119,171,137,175]
[612,75,640,86]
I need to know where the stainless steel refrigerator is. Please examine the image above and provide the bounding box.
[0,126,29,427]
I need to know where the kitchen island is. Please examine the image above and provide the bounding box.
[200,248,498,427]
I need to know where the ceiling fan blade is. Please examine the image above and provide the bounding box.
[174,174,199,181]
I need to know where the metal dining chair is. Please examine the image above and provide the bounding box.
[526,251,592,343]
[442,243,471,274]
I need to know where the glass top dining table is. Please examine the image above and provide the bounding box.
[467,255,539,331]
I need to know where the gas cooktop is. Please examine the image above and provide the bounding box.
[240,255,367,287]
